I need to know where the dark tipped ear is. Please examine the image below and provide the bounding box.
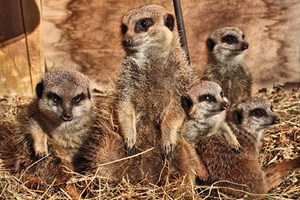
[35,82,44,99]
[231,109,243,125]
[164,13,174,31]
[206,37,215,52]
[181,96,193,116]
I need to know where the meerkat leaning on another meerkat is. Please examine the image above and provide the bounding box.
[193,97,300,198]
[180,81,240,151]
[116,4,197,160]
[27,69,93,162]
[201,27,252,104]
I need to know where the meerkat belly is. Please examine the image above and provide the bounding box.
[51,120,89,156]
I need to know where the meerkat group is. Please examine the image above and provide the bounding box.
[0,4,299,199]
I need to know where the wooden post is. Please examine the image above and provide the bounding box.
[0,0,45,96]
[173,0,190,64]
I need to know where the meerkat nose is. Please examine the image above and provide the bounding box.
[272,116,280,124]
[123,38,132,47]
[241,42,249,50]
[62,112,73,121]
[221,101,229,110]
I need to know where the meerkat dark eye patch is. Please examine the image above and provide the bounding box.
[47,92,62,105]
[198,94,216,102]
[164,14,174,31]
[72,93,86,105]
[135,18,154,32]
[222,34,238,44]
[250,108,267,117]
[121,24,128,35]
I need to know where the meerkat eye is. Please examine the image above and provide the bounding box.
[47,92,62,105]
[250,108,267,117]
[135,18,154,32]
[198,94,216,102]
[222,34,237,44]
[121,24,128,35]
[72,93,86,105]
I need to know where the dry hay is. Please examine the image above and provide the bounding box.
[0,87,299,199]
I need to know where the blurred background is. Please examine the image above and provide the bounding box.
[0,0,299,95]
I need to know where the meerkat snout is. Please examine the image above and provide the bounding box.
[241,41,249,50]
[220,101,229,111]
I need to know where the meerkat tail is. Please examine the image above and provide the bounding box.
[264,157,300,191]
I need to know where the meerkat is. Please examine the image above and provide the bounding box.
[116,4,196,160]
[27,69,92,162]
[193,97,299,198]
[201,27,252,104]
[180,81,240,151]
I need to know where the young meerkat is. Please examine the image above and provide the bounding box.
[180,81,240,151]
[117,4,196,160]
[27,69,92,162]
[201,27,252,104]
[194,97,299,198]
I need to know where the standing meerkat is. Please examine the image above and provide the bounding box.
[201,27,252,104]
[180,81,240,151]
[194,97,299,198]
[27,69,92,162]
[117,5,196,160]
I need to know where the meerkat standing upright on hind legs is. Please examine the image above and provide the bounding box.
[115,4,209,183]
[116,5,196,159]
[201,27,252,104]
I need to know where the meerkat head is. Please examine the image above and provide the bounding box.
[181,81,229,120]
[35,70,92,123]
[229,97,280,141]
[121,5,175,56]
[206,27,248,63]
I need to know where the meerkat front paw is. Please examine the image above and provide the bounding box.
[228,136,241,153]
[162,143,175,161]
[34,145,48,159]
[125,135,136,156]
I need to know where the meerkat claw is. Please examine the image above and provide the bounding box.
[35,152,47,160]
[163,144,174,161]
[125,138,136,156]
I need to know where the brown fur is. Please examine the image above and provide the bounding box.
[75,93,209,185]
[115,5,205,183]
[201,27,252,104]
[194,97,299,198]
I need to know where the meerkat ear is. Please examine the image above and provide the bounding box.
[35,82,44,99]
[206,37,215,52]
[164,13,174,31]
[181,96,193,116]
[231,108,243,125]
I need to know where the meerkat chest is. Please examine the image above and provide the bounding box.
[50,119,90,156]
